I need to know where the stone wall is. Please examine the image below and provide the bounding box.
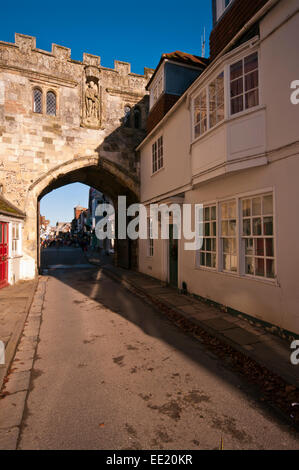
[0,33,154,277]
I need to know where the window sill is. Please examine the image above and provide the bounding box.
[194,265,279,286]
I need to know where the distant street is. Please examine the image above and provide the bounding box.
[16,248,298,449]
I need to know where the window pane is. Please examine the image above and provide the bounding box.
[266,238,274,257]
[33,89,42,113]
[245,238,254,255]
[221,221,228,236]
[205,223,210,236]
[228,202,236,218]
[223,238,230,253]
[264,217,273,236]
[255,238,264,256]
[206,253,212,267]
[228,220,236,236]
[231,78,243,98]
[263,195,273,215]
[46,92,56,116]
[212,254,216,268]
[243,219,251,236]
[252,197,261,216]
[206,238,211,251]
[245,257,254,275]
[200,252,205,266]
[210,111,216,128]
[230,60,243,80]
[211,206,216,220]
[256,258,265,277]
[253,218,262,236]
[216,72,224,92]
[266,259,275,279]
[195,123,201,139]
[244,52,258,74]
[204,207,210,221]
[245,90,259,109]
[223,254,231,271]
[245,70,258,92]
[231,96,243,114]
[212,221,217,236]
[221,203,228,219]
[242,199,251,217]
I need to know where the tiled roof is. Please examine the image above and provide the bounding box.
[162,51,209,67]
[0,195,25,219]
[146,51,209,89]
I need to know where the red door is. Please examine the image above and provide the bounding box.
[0,222,9,289]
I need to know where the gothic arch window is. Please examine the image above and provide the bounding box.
[33,88,42,113]
[134,107,141,129]
[46,91,56,116]
[124,105,131,127]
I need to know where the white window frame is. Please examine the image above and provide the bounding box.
[229,51,259,117]
[152,136,163,174]
[147,217,154,257]
[240,193,275,280]
[191,46,261,143]
[195,190,276,283]
[149,67,164,110]
[192,71,224,140]
[196,203,217,271]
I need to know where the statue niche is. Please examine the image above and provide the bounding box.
[82,75,101,128]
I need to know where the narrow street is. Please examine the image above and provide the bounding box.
[13,248,298,449]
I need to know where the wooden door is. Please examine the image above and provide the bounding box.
[0,222,9,289]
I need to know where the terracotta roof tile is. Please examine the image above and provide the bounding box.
[146,51,209,89]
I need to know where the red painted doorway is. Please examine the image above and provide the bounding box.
[0,222,9,289]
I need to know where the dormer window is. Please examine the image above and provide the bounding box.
[216,0,233,21]
[149,69,164,109]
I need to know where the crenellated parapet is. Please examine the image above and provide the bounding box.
[0,33,153,87]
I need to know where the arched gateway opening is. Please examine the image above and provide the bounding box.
[22,156,140,278]
[0,33,154,283]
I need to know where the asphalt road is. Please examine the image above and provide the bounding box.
[18,248,299,449]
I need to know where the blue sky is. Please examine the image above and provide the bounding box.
[2,0,213,225]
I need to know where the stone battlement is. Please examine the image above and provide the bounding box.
[0,33,154,79]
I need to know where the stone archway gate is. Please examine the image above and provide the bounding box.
[0,33,153,278]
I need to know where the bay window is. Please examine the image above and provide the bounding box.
[230,52,259,115]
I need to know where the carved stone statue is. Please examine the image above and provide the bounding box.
[82,77,101,128]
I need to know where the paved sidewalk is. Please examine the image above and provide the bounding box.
[0,279,37,392]
[85,251,299,389]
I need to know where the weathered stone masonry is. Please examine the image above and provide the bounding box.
[0,33,153,277]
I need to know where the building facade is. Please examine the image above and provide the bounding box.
[138,0,299,336]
